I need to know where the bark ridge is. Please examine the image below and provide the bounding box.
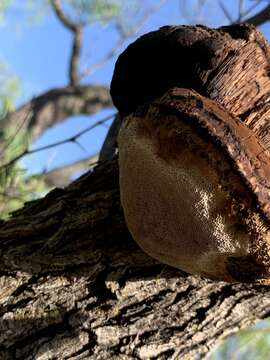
[2,24,270,359]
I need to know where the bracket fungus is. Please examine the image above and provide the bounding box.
[110,24,270,283]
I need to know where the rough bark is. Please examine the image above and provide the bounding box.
[0,159,270,360]
[1,24,270,359]
[1,84,112,142]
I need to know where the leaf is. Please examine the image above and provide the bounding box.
[66,0,122,23]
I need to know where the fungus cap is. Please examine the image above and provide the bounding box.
[112,24,270,283]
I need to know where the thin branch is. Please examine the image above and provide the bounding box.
[73,138,88,154]
[50,0,79,31]
[179,0,190,22]
[240,1,261,21]
[244,4,270,26]
[238,0,244,22]
[69,28,82,86]
[42,154,99,187]
[79,36,126,79]
[0,113,116,171]
[1,85,112,143]
[50,0,82,85]
[179,0,208,24]
[218,0,234,23]
[79,0,167,80]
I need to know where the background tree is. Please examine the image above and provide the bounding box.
[1,1,270,359]
[1,0,269,216]
[0,0,164,217]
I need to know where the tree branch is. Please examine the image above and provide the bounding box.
[0,158,270,359]
[218,0,234,23]
[50,0,82,85]
[0,112,115,171]
[80,0,167,80]
[1,84,112,142]
[237,0,244,22]
[42,153,99,187]
[244,4,270,26]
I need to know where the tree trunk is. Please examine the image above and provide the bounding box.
[0,158,270,360]
[2,24,270,359]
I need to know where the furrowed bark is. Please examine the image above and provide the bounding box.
[0,158,270,359]
[1,24,270,359]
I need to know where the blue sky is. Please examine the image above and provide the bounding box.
[0,0,268,175]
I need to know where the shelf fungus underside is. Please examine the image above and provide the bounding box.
[111,24,270,283]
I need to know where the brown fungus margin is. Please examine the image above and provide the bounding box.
[112,24,270,283]
[154,88,270,282]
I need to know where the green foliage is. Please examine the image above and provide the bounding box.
[66,0,122,22]
[0,0,132,29]
[0,0,129,219]
[0,125,48,219]
[62,0,137,27]
[0,0,49,25]
[209,319,270,360]
[0,61,20,115]
[0,0,15,24]
[24,0,50,24]
[0,60,47,219]
[86,0,121,22]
